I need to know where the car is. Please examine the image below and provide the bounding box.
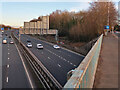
[8,36,11,38]
[27,43,32,48]
[115,31,120,34]
[37,44,43,49]
[2,39,7,44]
[5,33,7,36]
[53,45,60,49]
[9,40,14,44]
[4,38,7,40]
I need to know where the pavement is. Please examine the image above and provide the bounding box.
[93,33,118,88]
[13,30,84,86]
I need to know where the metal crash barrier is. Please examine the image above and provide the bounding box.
[63,34,103,89]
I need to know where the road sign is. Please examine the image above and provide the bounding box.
[1,28,4,30]
[104,25,109,29]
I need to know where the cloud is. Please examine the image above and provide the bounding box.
[69,2,90,12]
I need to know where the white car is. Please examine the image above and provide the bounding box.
[2,40,7,44]
[37,44,43,49]
[27,43,32,48]
[9,40,14,44]
[53,45,60,49]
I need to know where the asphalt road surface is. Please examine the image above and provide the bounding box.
[2,30,31,88]
[14,30,84,86]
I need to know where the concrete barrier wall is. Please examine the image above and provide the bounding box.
[63,34,103,89]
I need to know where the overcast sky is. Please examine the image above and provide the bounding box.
[0,0,119,27]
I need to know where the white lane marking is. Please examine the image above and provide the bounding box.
[58,64,61,67]
[8,58,10,60]
[8,49,9,50]
[45,48,76,66]
[8,53,10,55]
[7,65,9,68]
[48,57,50,59]
[6,77,9,82]
[14,42,34,88]
[74,65,76,67]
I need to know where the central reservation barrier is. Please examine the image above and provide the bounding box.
[63,34,103,89]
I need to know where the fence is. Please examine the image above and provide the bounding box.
[63,34,103,89]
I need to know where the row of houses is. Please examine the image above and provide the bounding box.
[20,16,57,35]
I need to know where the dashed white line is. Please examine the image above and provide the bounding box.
[7,65,9,68]
[45,48,76,66]
[6,77,9,82]
[8,53,10,55]
[74,65,76,67]
[48,57,50,59]
[8,58,10,60]
[14,42,34,88]
[64,59,66,61]
[58,64,61,67]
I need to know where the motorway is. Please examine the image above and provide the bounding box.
[14,30,84,86]
[2,30,31,88]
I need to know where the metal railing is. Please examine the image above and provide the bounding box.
[11,33,62,89]
[63,34,103,89]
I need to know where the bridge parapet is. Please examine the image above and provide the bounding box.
[63,34,103,89]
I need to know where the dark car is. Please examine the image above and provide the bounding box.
[27,39,31,42]
[8,36,11,38]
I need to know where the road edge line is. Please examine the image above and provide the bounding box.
[14,41,34,89]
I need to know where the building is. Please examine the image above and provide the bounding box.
[20,15,57,35]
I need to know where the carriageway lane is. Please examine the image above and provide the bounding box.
[14,30,84,86]
[2,30,31,88]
